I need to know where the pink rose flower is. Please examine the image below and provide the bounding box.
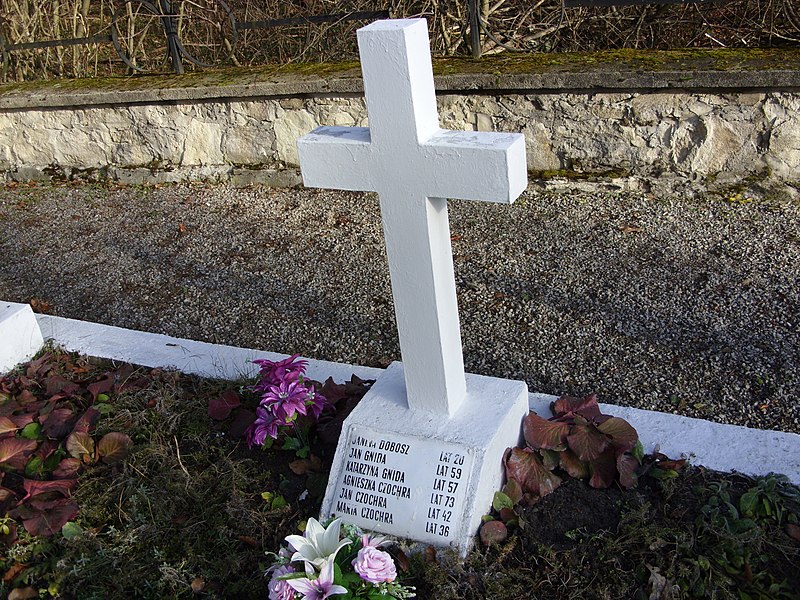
[268,565,297,600]
[352,546,397,584]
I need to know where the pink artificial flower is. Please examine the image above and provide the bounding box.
[253,354,308,386]
[268,564,297,600]
[287,559,347,600]
[262,379,312,422]
[352,546,397,584]
[360,533,389,548]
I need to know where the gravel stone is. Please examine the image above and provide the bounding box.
[0,182,797,434]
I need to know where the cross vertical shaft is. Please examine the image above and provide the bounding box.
[297,19,527,417]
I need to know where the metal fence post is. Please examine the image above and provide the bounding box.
[468,0,481,58]
[160,0,184,75]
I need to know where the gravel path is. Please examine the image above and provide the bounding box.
[0,182,798,434]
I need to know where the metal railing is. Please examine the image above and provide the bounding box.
[0,1,389,77]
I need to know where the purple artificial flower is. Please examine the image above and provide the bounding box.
[286,559,347,600]
[304,386,327,420]
[262,379,313,422]
[268,564,297,600]
[352,546,397,584]
[253,354,309,387]
[246,406,280,448]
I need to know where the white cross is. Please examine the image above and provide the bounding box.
[298,19,527,416]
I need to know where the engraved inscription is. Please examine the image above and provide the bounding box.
[330,428,473,543]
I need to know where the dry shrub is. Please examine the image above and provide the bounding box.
[1,0,798,82]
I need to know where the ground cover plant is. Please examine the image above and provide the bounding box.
[0,348,798,599]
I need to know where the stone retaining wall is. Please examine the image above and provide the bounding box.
[1,54,798,194]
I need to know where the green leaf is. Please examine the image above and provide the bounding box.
[20,423,42,440]
[631,440,644,463]
[61,521,83,540]
[492,491,514,512]
[94,403,114,416]
[271,495,288,510]
[96,393,110,403]
[502,479,523,504]
[739,491,758,517]
[24,456,44,478]
[649,468,678,480]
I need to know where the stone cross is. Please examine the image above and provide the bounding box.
[298,19,526,416]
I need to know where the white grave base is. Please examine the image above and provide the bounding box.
[0,301,44,373]
[320,361,529,556]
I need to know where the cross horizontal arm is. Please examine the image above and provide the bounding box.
[297,126,376,191]
[420,131,528,203]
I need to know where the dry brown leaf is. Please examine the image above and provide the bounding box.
[3,563,27,583]
[288,454,323,475]
[786,523,800,542]
[191,576,205,594]
[8,586,38,600]
[29,298,53,314]
[619,224,644,234]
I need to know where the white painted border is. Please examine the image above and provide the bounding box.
[0,307,795,484]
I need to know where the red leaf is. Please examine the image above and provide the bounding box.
[567,422,610,462]
[504,447,562,497]
[22,478,77,502]
[523,412,569,450]
[45,375,80,398]
[227,408,256,439]
[87,376,115,403]
[597,417,638,453]
[502,479,523,504]
[0,417,18,437]
[786,523,800,542]
[52,458,81,479]
[34,439,59,461]
[480,520,508,546]
[72,408,100,435]
[319,377,348,405]
[96,432,132,464]
[589,448,617,489]
[9,414,34,429]
[617,454,639,489]
[41,408,75,439]
[16,390,37,406]
[552,393,601,420]
[18,499,79,537]
[208,390,240,421]
[559,448,590,479]
[0,439,38,470]
[66,432,95,462]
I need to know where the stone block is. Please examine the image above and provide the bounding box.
[321,362,529,557]
[0,302,44,374]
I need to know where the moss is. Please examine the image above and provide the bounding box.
[1,48,797,99]
[530,168,630,181]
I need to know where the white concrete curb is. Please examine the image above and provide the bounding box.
[0,303,796,484]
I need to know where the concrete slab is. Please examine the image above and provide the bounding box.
[0,310,790,487]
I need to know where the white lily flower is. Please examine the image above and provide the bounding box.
[285,517,351,569]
